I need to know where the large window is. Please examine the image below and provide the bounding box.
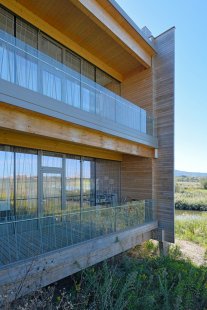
[82,158,95,208]
[0,5,121,96]
[15,149,38,219]
[0,146,14,220]
[65,157,81,212]
[96,159,120,207]
[0,145,121,221]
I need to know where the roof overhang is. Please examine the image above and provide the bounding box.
[2,0,156,80]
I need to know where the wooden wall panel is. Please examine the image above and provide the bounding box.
[121,67,153,114]
[121,154,152,200]
[153,28,175,243]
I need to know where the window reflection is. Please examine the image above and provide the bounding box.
[42,151,62,168]
[0,147,14,221]
[82,159,95,208]
[15,150,37,219]
[66,157,80,212]
[0,145,121,222]
[0,39,15,83]
[96,159,120,207]
[42,173,62,216]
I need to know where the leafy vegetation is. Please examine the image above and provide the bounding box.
[10,242,207,310]
[175,176,207,211]
[201,178,207,190]
[175,211,207,249]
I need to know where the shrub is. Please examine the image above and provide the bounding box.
[10,252,207,310]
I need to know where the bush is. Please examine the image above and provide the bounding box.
[10,252,207,310]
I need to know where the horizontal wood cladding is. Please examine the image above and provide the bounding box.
[153,28,175,243]
[0,222,157,302]
[122,67,153,114]
[0,103,154,158]
[121,154,152,200]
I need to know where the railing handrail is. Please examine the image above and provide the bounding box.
[0,30,154,121]
[0,199,153,226]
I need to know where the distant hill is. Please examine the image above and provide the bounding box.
[175,170,207,177]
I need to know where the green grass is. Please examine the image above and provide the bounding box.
[175,211,207,249]
[175,177,207,211]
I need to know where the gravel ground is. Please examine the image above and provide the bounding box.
[176,239,206,266]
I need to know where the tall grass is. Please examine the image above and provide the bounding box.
[175,189,207,211]
[11,245,207,310]
[175,177,207,211]
[175,212,207,249]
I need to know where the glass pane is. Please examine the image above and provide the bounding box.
[96,68,121,95]
[42,173,62,216]
[82,159,95,209]
[0,147,14,221]
[65,77,81,108]
[42,151,62,168]
[15,49,38,91]
[15,150,38,219]
[42,69,62,100]
[0,34,15,83]
[65,157,80,212]
[81,83,96,113]
[41,36,62,62]
[81,59,95,112]
[81,59,95,80]
[96,159,120,207]
[16,18,38,48]
[141,109,147,133]
[0,7,14,35]
[65,50,80,73]
[40,36,62,100]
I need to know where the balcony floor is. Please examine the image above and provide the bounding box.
[0,215,154,267]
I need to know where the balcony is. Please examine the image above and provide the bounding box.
[0,200,156,267]
[0,30,157,148]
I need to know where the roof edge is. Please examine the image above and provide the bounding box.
[154,26,176,39]
[108,0,156,51]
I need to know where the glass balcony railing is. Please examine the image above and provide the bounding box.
[0,200,155,267]
[0,30,155,137]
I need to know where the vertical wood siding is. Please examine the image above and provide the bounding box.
[121,29,174,243]
[153,28,175,242]
[121,67,153,114]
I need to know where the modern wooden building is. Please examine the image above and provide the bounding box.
[0,0,174,300]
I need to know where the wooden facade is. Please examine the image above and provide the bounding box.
[0,0,174,300]
[153,28,175,243]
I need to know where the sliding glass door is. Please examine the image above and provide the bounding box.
[0,146,121,223]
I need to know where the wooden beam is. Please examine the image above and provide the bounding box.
[0,0,123,81]
[71,0,152,67]
[0,128,123,161]
[0,103,154,158]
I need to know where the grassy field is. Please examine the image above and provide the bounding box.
[175,176,207,211]
[175,211,207,250]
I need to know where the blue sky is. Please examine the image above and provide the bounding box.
[116,0,207,173]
